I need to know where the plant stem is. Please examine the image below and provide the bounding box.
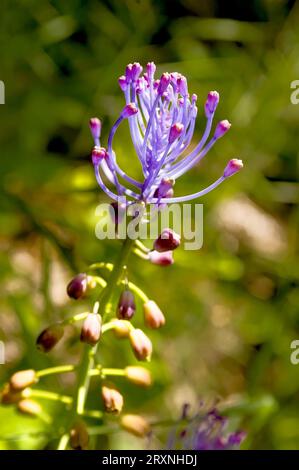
[57,236,134,449]
[36,365,75,378]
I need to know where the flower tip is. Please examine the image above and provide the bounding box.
[223,158,243,178]
[91,146,108,166]
[169,123,184,144]
[146,61,156,78]
[149,250,174,266]
[89,117,101,141]
[118,75,127,91]
[158,72,171,95]
[205,91,219,117]
[122,103,138,119]
[214,119,231,139]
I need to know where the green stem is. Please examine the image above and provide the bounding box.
[101,368,126,377]
[36,365,75,378]
[26,389,72,405]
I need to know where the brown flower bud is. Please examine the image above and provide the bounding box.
[143,300,165,329]
[125,366,152,387]
[117,289,136,320]
[120,414,151,437]
[1,383,22,404]
[101,385,124,414]
[112,319,131,339]
[36,323,64,353]
[70,420,89,450]
[129,329,152,362]
[18,399,42,416]
[67,273,88,299]
[10,369,37,391]
[153,228,181,252]
[80,313,102,346]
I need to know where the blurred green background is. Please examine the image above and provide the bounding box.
[0,0,299,450]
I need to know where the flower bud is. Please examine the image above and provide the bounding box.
[1,383,22,404]
[67,273,88,299]
[70,420,89,450]
[131,62,143,81]
[177,75,188,96]
[146,62,156,80]
[91,146,107,166]
[223,158,243,178]
[117,289,136,320]
[89,117,101,142]
[10,369,37,391]
[125,63,133,82]
[214,119,231,139]
[169,123,184,144]
[158,72,171,95]
[118,75,127,91]
[153,228,180,252]
[143,300,165,329]
[153,178,174,200]
[112,319,131,339]
[121,103,138,119]
[149,250,174,266]
[205,91,219,117]
[80,313,102,346]
[121,414,151,437]
[36,323,64,353]
[129,329,152,362]
[101,385,124,414]
[18,399,42,416]
[125,366,152,387]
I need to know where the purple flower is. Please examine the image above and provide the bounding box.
[89,61,243,205]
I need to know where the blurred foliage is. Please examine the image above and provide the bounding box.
[0,0,299,450]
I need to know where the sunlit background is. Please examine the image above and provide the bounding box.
[0,0,299,449]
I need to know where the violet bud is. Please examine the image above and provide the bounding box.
[205,91,219,117]
[177,75,188,96]
[117,289,136,320]
[70,420,89,450]
[125,366,152,387]
[149,250,174,266]
[121,414,151,437]
[153,228,180,252]
[118,75,127,91]
[80,313,102,346]
[67,273,88,299]
[10,369,37,391]
[143,300,165,329]
[131,62,143,81]
[125,63,133,82]
[121,103,138,119]
[153,178,174,200]
[214,119,231,139]
[223,158,243,178]
[91,146,107,166]
[36,323,64,353]
[18,399,42,416]
[158,72,171,95]
[169,123,184,144]
[146,62,156,80]
[129,328,152,362]
[89,117,101,142]
[101,385,124,414]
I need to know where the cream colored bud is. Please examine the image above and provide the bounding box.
[101,385,124,414]
[18,399,42,416]
[125,366,152,387]
[80,313,102,346]
[10,369,37,391]
[70,420,89,450]
[121,414,151,437]
[143,300,165,329]
[1,383,22,404]
[129,329,152,361]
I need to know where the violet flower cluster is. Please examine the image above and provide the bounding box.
[90,61,243,206]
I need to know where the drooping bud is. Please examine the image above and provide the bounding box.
[36,323,64,353]
[10,370,37,391]
[101,385,124,414]
[149,250,174,266]
[153,228,180,252]
[121,103,138,119]
[125,366,152,387]
[143,300,165,329]
[118,75,127,91]
[1,383,22,404]
[214,120,231,139]
[223,159,243,178]
[80,313,102,346]
[112,319,131,339]
[67,273,88,299]
[117,290,136,320]
[146,62,156,80]
[89,117,101,142]
[121,414,151,437]
[18,399,42,416]
[205,91,219,117]
[70,420,89,450]
[158,72,171,95]
[169,123,184,144]
[129,329,152,362]
[91,146,107,166]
